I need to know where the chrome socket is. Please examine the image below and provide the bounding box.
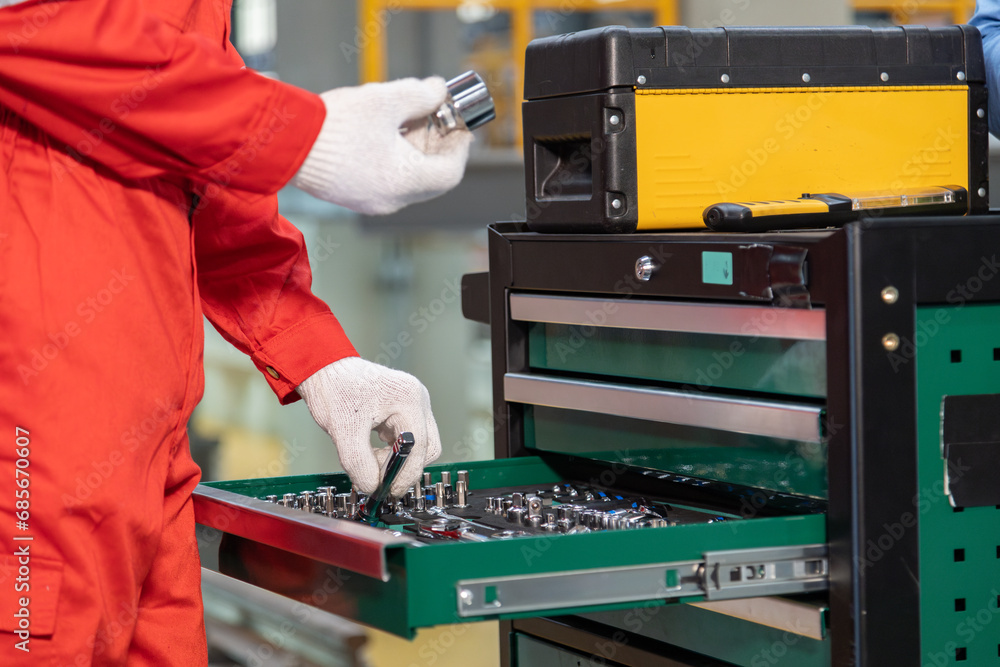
[298,491,313,512]
[507,507,527,524]
[334,493,350,516]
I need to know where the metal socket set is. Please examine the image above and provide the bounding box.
[258,473,734,544]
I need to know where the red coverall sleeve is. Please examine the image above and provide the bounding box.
[0,0,323,194]
[193,189,360,405]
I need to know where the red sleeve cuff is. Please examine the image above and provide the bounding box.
[250,312,358,405]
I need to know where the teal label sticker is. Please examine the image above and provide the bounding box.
[702,251,733,285]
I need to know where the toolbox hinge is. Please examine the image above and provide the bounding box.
[456,544,827,617]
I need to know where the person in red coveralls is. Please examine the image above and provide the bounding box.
[0,0,472,663]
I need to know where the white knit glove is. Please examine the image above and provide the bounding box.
[296,357,443,496]
[291,77,473,215]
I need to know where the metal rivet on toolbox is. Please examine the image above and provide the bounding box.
[978,108,986,118]
[802,73,811,83]
[979,187,988,198]
[880,72,889,82]
[957,71,967,81]
[881,333,900,352]
[636,75,646,85]
[880,286,899,305]
[720,73,730,83]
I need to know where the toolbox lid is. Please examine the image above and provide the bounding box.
[523,24,984,99]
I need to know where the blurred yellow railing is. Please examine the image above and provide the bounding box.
[356,1,977,146]
[852,0,976,24]
[358,0,678,145]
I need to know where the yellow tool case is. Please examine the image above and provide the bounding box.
[522,25,989,232]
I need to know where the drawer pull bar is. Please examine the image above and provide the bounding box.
[510,293,826,341]
[504,373,825,443]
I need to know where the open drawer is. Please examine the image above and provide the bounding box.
[194,454,827,639]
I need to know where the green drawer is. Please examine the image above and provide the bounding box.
[195,456,826,639]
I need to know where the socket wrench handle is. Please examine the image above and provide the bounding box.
[357,432,415,525]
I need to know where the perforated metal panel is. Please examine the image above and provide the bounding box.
[916,303,1000,664]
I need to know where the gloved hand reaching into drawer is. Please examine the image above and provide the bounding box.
[297,357,442,496]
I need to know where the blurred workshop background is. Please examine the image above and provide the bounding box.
[194,1,982,666]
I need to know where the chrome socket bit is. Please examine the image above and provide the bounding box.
[512,492,525,507]
[264,495,278,504]
[457,470,469,487]
[502,498,514,513]
[281,493,297,508]
[454,480,469,508]
[507,507,526,524]
[528,515,544,529]
[435,482,446,509]
[423,472,433,487]
[556,518,572,533]
[442,483,453,505]
[348,488,359,518]
[526,496,542,517]
[335,493,350,516]
[315,487,335,515]
[298,491,313,512]
[441,471,452,486]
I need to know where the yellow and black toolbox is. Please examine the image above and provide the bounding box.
[522,25,989,232]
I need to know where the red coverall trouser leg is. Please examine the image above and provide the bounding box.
[0,110,209,665]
